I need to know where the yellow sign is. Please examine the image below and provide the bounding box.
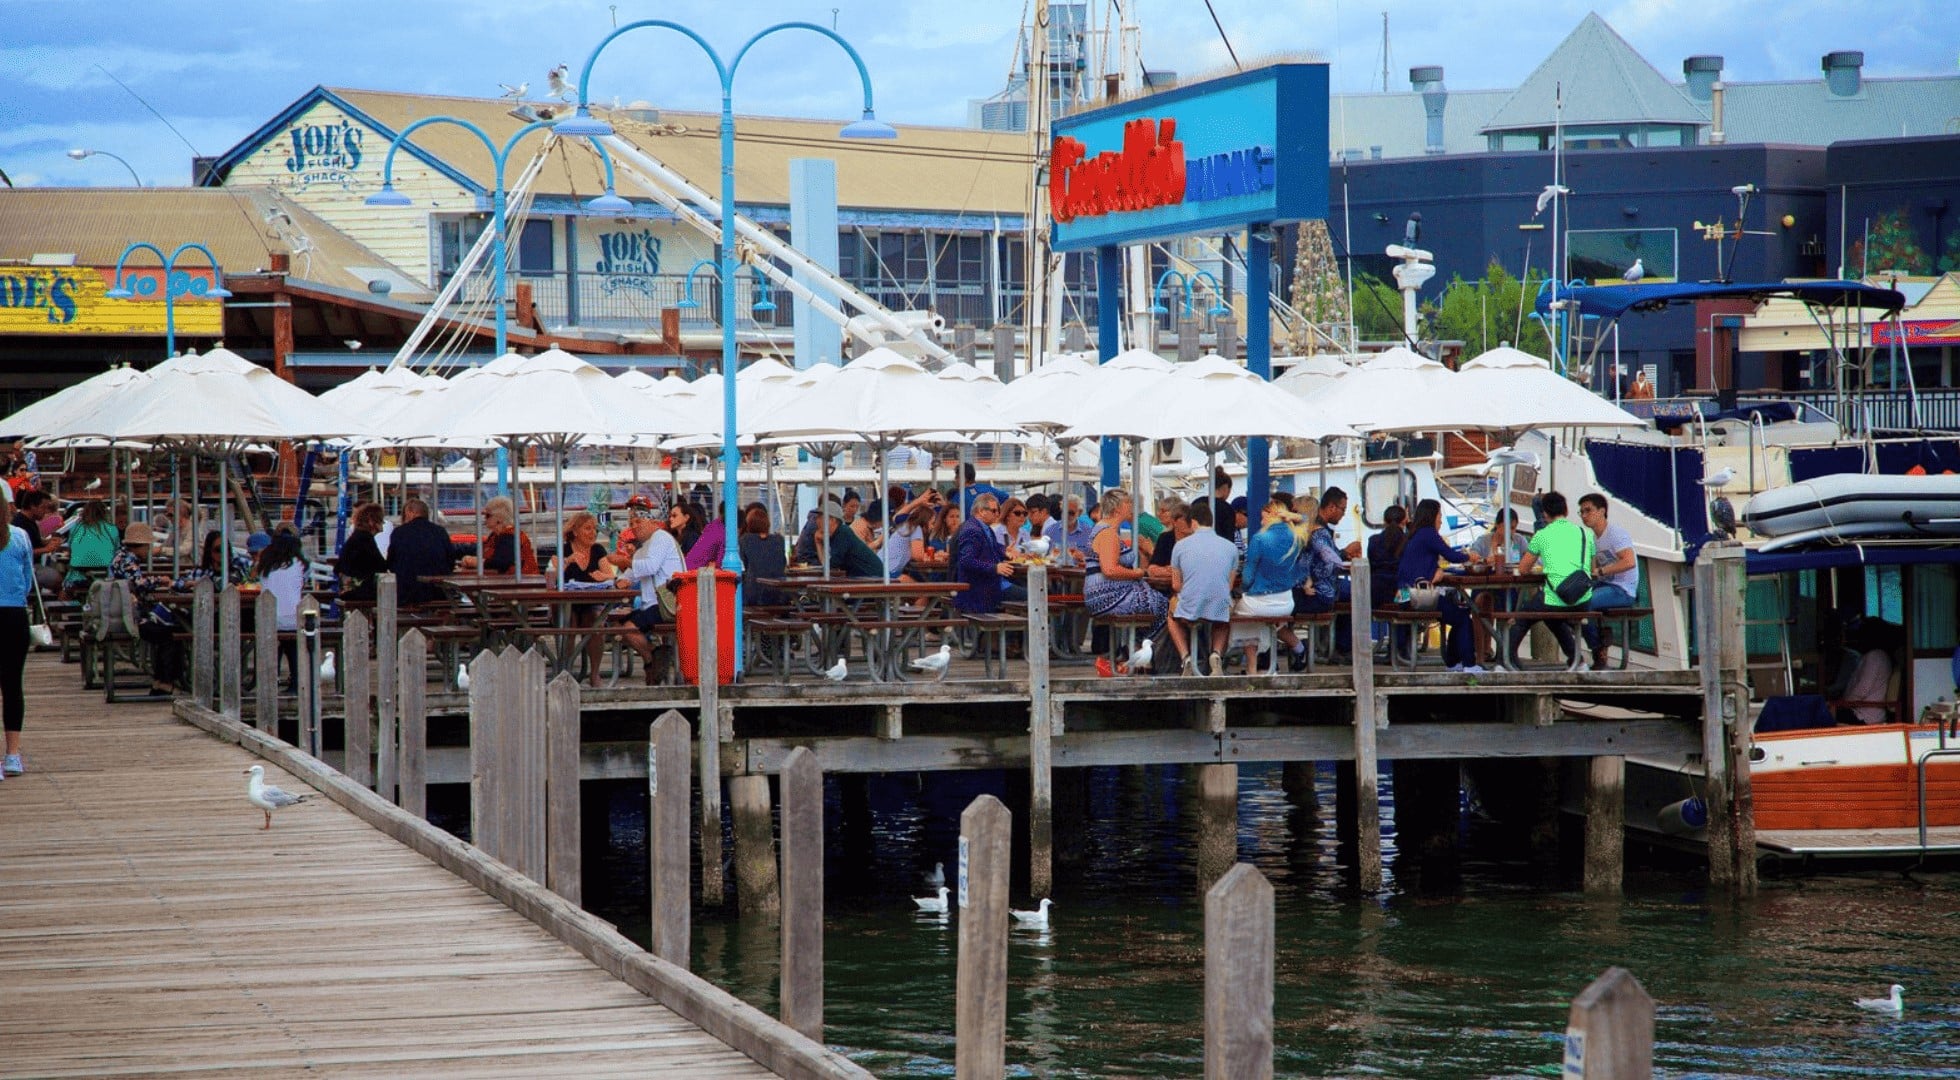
[0,267,224,337]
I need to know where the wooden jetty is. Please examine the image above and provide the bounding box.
[0,653,864,1079]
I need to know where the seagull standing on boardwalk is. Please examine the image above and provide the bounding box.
[825,657,849,682]
[910,643,953,681]
[244,765,308,830]
[1124,637,1153,674]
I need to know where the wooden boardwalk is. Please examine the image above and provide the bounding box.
[0,654,777,1079]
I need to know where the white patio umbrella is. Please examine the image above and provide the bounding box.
[1457,346,1646,431]
[3,364,155,529]
[1272,354,1355,400]
[746,348,1020,582]
[987,353,1110,560]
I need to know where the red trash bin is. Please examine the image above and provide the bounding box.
[672,569,739,685]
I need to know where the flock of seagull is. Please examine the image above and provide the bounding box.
[911,862,1051,929]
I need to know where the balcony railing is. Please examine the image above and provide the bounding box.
[1780,388,1960,433]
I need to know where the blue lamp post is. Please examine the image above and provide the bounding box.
[105,242,232,358]
[554,19,896,579]
[676,258,776,317]
[1190,270,1231,318]
[1149,268,1189,316]
[365,116,631,358]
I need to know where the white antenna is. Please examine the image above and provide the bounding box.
[1380,12,1391,93]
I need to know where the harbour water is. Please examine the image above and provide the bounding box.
[576,763,1960,1078]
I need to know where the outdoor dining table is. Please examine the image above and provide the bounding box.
[766,578,968,683]
[1007,561,1088,659]
[471,583,629,680]
[1439,568,1549,668]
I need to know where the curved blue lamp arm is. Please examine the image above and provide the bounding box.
[573,19,729,107]
[581,137,618,191]
[1190,269,1227,316]
[167,242,225,274]
[166,242,229,298]
[678,258,721,306]
[730,22,877,114]
[497,119,570,168]
[109,241,169,287]
[1151,268,1187,313]
[379,115,502,190]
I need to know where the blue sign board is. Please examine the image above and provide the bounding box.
[1050,64,1329,252]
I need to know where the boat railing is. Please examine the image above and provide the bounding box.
[1918,745,1960,850]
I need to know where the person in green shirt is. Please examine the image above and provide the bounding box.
[1504,491,1594,668]
[821,496,885,578]
[61,499,120,598]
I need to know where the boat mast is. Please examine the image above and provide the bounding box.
[1023,0,1056,374]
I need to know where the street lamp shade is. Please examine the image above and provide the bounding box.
[104,285,136,300]
[552,109,615,138]
[584,188,634,214]
[65,149,91,161]
[838,111,898,140]
[203,284,234,300]
[364,184,413,208]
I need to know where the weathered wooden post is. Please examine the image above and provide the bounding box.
[545,670,582,905]
[1584,755,1625,896]
[253,589,278,733]
[1027,563,1054,899]
[468,649,502,862]
[990,323,1015,382]
[1562,967,1654,1080]
[396,629,427,818]
[295,596,321,758]
[695,567,725,905]
[190,578,214,708]
[1205,863,1275,1080]
[1216,315,1239,361]
[1347,557,1383,891]
[779,746,824,1041]
[1177,316,1201,362]
[510,648,548,880]
[1713,546,1757,896]
[649,710,692,968]
[218,585,242,721]
[1196,764,1239,895]
[343,611,372,787]
[730,774,781,920]
[1694,546,1756,895]
[956,794,1011,1080]
[375,573,399,803]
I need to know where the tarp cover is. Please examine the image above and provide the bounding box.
[1538,280,1906,320]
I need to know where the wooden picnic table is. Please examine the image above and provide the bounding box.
[766,578,969,682]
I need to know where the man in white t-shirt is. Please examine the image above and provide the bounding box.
[1578,493,1639,670]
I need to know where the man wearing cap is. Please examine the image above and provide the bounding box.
[818,495,883,578]
[386,498,458,606]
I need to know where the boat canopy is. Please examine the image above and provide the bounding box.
[1747,542,1960,576]
[1537,280,1907,320]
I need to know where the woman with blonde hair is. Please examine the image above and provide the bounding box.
[556,511,614,687]
[1230,498,1312,673]
[464,495,537,576]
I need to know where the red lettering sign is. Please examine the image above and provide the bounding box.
[1050,117,1186,224]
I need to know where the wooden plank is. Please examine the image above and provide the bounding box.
[296,596,322,758]
[397,629,428,819]
[1026,563,1053,899]
[190,578,214,708]
[469,649,502,863]
[730,774,780,921]
[254,589,278,733]
[375,572,399,802]
[1584,755,1625,896]
[649,710,692,970]
[955,794,1010,1080]
[778,747,823,1042]
[1562,967,1654,1080]
[1346,558,1382,892]
[547,671,583,906]
[696,568,724,906]
[518,648,550,882]
[344,611,373,789]
[217,586,241,721]
[1204,863,1274,1080]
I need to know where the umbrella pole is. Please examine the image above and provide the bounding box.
[185,453,197,580]
[879,447,891,585]
[396,451,408,522]
[554,442,566,590]
[819,448,832,581]
[1318,438,1329,496]
[218,454,231,589]
[473,452,484,583]
[509,438,524,584]
[168,453,180,578]
[1058,436,1071,567]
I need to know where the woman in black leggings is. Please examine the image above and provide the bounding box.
[0,487,35,776]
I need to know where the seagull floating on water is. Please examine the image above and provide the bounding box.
[910,643,953,681]
[1010,898,1053,928]
[913,885,950,914]
[244,764,308,830]
[318,649,335,682]
[1855,983,1904,1015]
[456,663,470,690]
[1623,258,1646,282]
[1124,638,1153,675]
[1699,466,1736,488]
[925,861,946,889]
[824,657,848,682]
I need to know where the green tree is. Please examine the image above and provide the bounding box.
[1940,228,1960,275]
[1352,273,1409,343]
[1852,209,1932,276]
[1420,261,1553,363]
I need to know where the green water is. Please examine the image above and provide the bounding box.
[585,764,1960,1078]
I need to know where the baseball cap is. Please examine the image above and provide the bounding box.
[247,532,272,553]
[625,494,656,516]
[124,521,157,545]
[1229,496,1248,514]
[819,495,846,522]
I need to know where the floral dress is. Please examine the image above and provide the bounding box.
[1083,521,1168,638]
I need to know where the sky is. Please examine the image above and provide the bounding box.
[1,0,1953,188]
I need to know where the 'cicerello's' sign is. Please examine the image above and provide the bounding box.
[1048,63,1328,252]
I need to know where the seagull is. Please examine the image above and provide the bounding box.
[1010,898,1053,928]
[1124,637,1153,675]
[1699,466,1736,487]
[1023,535,1052,559]
[1623,258,1646,282]
[344,339,363,351]
[910,643,953,681]
[1855,983,1904,1015]
[913,885,950,914]
[1485,447,1539,471]
[456,663,471,690]
[83,477,101,491]
[244,764,308,830]
[1534,184,1570,217]
[924,861,946,889]
[546,63,574,101]
[318,649,335,682]
[498,81,528,100]
[824,657,848,682]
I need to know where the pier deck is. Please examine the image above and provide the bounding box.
[0,654,776,1079]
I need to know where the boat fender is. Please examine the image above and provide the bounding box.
[1657,797,1708,836]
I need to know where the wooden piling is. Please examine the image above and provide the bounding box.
[1694,547,1757,895]
[1195,764,1239,895]
[1204,863,1275,1080]
[956,794,1011,1080]
[514,648,549,882]
[779,747,824,1042]
[375,574,399,802]
[1347,558,1382,891]
[217,585,241,721]
[1562,967,1654,1080]
[396,629,427,818]
[468,649,501,861]
[546,670,582,905]
[648,710,692,969]
[253,589,277,733]
[731,774,781,921]
[696,567,725,906]
[1027,563,1054,899]
[1712,546,1757,896]
[190,578,214,708]
[1584,755,1625,896]
[296,597,321,758]
[343,611,372,788]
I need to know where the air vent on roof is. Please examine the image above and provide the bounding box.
[28,254,76,267]
[621,101,661,125]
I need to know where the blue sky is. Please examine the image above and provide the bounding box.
[1,0,1952,188]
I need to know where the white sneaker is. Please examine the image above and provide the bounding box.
[1,754,19,776]
[1179,655,1197,676]
[1207,652,1223,677]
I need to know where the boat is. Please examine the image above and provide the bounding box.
[1742,472,1960,546]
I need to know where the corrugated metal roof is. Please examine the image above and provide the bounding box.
[1327,88,1510,159]
[1480,13,1707,133]
[1722,77,1960,145]
[0,187,428,298]
[326,87,1032,221]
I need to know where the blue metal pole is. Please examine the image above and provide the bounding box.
[1098,244,1122,492]
[718,90,743,577]
[1245,228,1273,507]
[163,270,176,358]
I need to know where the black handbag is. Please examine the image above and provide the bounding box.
[1550,526,1596,605]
